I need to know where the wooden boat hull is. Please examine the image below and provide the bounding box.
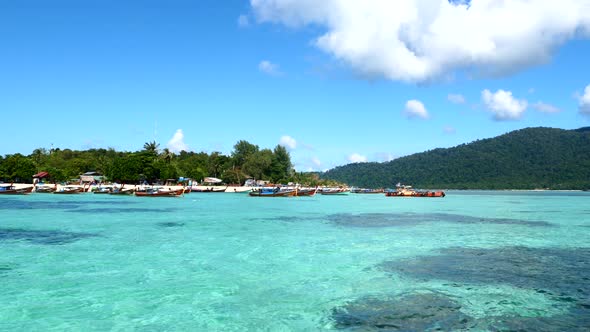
[320,189,349,195]
[295,188,318,196]
[190,186,227,193]
[191,188,226,193]
[385,191,445,197]
[351,189,384,194]
[135,189,185,197]
[249,190,296,197]
[53,189,82,194]
[224,186,255,193]
[35,186,56,193]
[109,189,135,195]
[0,186,34,195]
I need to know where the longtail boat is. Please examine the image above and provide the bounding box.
[249,188,296,197]
[385,184,445,197]
[190,186,227,193]
[0,184,34,195]
[134,187,185,197]
[35,184,57,193]
[385,190,445,197]
[53,186,84,194]
[294,187,318,197]
[109,188,135,195]
[319,187,350,195]
[93,187,113,194]
[351,188,384,194]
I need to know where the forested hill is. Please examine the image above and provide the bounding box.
[322,127,590,190]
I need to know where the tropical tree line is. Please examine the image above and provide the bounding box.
[0,140,340,186]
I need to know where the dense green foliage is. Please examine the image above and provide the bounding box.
[322,127,590,190]
[0,140,307,185]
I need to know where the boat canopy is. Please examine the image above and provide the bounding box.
[33,171,49,178]
[203,177,222,183]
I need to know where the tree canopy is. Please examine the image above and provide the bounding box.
[0,139,338,186]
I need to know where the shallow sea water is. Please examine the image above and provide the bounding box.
[0,191,589,331]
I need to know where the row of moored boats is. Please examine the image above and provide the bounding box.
[0,183,444,198]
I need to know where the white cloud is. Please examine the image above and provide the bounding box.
[238,14,250,27]
[482,89,528,121]
[348,153,367,163]
[579,84,590,116]
[167,129,189,153]
[532,102,562,114]
[258,60,282,76]
[447,94,466,104]
[404,99,429,119]
[251,0,590,82]
[279,135,297,150]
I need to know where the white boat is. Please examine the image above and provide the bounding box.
[320,187,350,195]
[224,186,255,193]
[189,177,227,192]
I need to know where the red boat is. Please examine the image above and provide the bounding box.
[0,184,34,195]
[295,187,318,197]
[385,191,445,197]
[135,188,185,197]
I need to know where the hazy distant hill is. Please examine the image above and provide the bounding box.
[322,127,590,190]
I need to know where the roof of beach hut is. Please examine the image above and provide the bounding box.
[33,171,49,178]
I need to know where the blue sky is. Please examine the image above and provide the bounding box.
[1,0,589,171]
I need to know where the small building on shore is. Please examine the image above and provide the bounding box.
[32,171,50,184]
[80,171,104,184]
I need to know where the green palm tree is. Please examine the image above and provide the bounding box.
[143,141,160,155]
[161,148,173,164]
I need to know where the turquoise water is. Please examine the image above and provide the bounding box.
[1,191,589,331]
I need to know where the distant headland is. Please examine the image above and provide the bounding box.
[321,127,590,190]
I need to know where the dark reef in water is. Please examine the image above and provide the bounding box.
[156,222,185,227]
[484,314,590,332]
[359,246,590,331]
[0,228,99,245]
[331,292,474,331]
[326,212,552,228]
[379,246,590,302]
[330,291,590,331]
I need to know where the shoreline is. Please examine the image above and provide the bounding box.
[2,183,587,192]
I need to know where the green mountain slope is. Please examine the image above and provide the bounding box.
[322,127,590,190]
